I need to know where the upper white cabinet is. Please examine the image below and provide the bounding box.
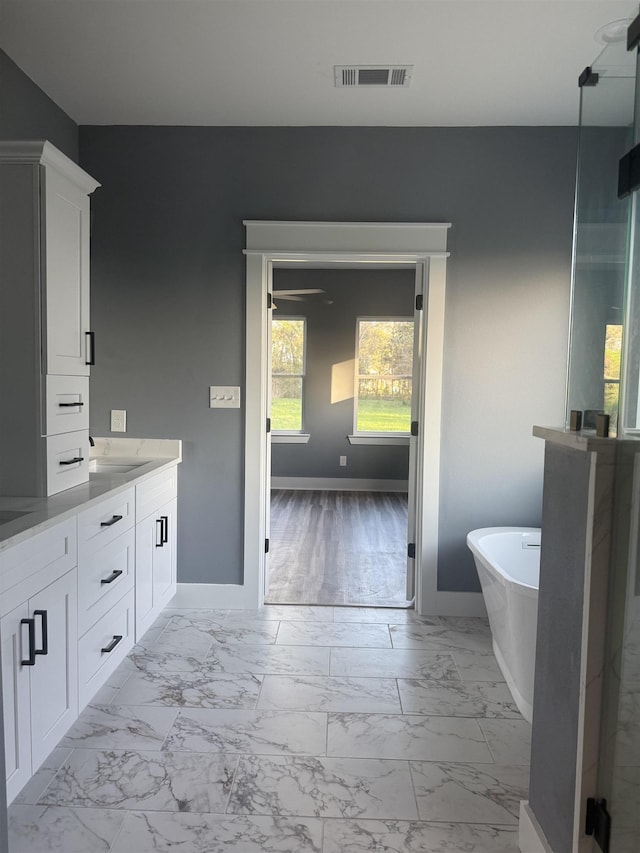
[0,141,100,496]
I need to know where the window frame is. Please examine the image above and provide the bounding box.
[353,315,414,438]
[271,315,307,436]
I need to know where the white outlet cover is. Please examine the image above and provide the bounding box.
[111,409,126,432]
[210,386,241,409]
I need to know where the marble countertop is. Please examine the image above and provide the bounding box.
[0,437,181,552]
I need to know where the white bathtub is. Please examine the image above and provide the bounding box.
[466,526,540,723]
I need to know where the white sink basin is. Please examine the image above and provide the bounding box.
[89,460,145,474]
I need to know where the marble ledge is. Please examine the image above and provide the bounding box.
[0,437,181,551]
[533,425,619,455]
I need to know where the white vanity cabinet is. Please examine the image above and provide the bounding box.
[77,489,136,709]
[0,140,100,497]
[0,519,78,803]
[135,469,178,641]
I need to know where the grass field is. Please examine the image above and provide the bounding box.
[271,398,411,433]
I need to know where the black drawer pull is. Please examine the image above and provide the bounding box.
[101,635,123,654]
[58,401,85,407]
[101,569,123,585]
[33,610,48,656]
[20,618,36,666]
[100,514,123,528]
[161,515,169,545]
[155,517,163,548]
[86,331,96,366]
[60,457,84,466]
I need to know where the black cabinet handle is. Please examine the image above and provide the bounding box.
[155,517,163,548]
[58,401,85,408]
[161,515,169,545]
[20,618,36,666]
[101,635,123,654]
[85,331,96,366]
[33,610,48,656]
[101,569,123,585]
[100,514,123,528]
[60,457,84,466]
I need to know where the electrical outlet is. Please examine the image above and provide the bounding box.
[339,455,347,466]
[111,409,126,432]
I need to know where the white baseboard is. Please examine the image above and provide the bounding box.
[271,477,408,492]
[519,801,555,853]
[171,583,254,610]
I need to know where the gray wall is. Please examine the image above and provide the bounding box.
[0,49,78,161]
[271,268,413,481]
[78,124,576,589]
[529,442,588,853]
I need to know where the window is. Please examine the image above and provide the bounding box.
[604,323,622,427]
[355,318,413,433]
[271,318,305,432]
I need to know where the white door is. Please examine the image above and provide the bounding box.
[154,498,177,608]
[135,513,157,640]
[406,264,426,600]
[1,602,32,803]
[29,569,78,771]
[264,262,274,599]
[43,166,91,376]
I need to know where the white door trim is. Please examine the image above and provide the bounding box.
[239,220,484,617]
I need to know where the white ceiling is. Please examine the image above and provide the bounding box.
[0,0,637,127]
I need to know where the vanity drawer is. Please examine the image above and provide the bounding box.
[45,375,89,436]
[46,431,90,496]
[0,517,77,615]
[78,527,134,636]
[78,588,134,711]
[136,468,178,522]
[78,487,135,560]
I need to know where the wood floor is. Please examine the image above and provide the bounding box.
[266,490,411,607]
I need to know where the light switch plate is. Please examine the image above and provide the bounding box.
[210,386,241,409]
[111,409,126,432]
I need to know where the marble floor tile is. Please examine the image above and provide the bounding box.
[115,668,263,708]
[332,607,437,625]
[411,761,529,824]
[327,713,494,762]
[228,754,418,819]
[452,651,505,682]
[14,747,74,805]
[8,804,127,852]
[204,643,330,676]
[438,616,491,633]
[321,817,520,853]
[60,704,178,751]
[163,619,281,646]
[478,719,532,765]
[37,748,238,813]
[257,674,402,714]
[140,622,217,654]
[110,812,323,853]
[127,640,213,674]
[227,605,334,622]
[277,621,392,648]
[398,678,520,718]
[163,608,229,623]
[330,647,459,680]
[390,623,494,654]
[163,708,327,755]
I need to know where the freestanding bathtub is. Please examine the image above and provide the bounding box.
[466,527,541,723]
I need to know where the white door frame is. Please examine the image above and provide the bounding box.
[173,220,484,615]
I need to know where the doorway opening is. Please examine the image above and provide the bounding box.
[266,267,415,607]
[243,221,457,617]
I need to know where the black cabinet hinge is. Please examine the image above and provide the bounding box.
[415,294,424,311]
[266,417,271,433]
[407,543,416,559]
[267,292,273,309]
[265,538,270,553]
[628,12,640,51]
[585,798,611,853]
[618,142,640,199]
[410,421,419,436]
[578,66,599,88]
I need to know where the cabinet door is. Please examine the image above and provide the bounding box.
[28,569,78,771]
[1,603,32,803]
[154,498,177,610]
[42,166,91,376]
[135,512,156,641]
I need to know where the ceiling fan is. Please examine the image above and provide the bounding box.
[272,288,332,308]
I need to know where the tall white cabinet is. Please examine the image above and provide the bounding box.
[0,141,99,497]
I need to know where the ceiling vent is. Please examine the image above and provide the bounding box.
[334,65,413,88]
